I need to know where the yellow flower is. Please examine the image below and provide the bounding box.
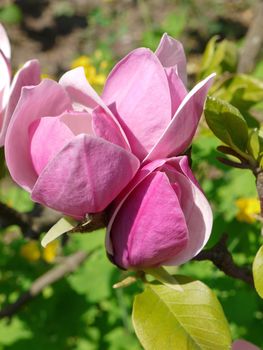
[41,73,53,80]
[20,241,41,262]
[42,240,59,263]
[235,198,260,223]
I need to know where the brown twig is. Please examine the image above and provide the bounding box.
[0,250,88,319]
[238,1,263,74]
[0,201,61,238]
[193,234,254,286]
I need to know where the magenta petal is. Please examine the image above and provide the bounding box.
[29,117,74,175]
[145,73,215,162]
[102,48,171,160]
[0,24,11,60]
[162,157,212,265]
[5,80,72,191]
[0,59,41,146]
[155,33,187,86]
[32,134,140,218]
[111,171,188,269]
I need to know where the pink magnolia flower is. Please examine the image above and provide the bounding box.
[5,79,139,219]
[232,340,260,350]
[106,156,212,269]
[0,24,41,146]
[61,33,215,163]
[6,34,214,222]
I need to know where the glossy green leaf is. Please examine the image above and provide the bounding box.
[205,96,248,152]
[253,245,263,299]
[247,130,260,160]
[133,277,232,350]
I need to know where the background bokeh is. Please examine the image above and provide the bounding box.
[0,0,263,349]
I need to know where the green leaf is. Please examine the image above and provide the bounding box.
[253,245,263,298]
[247,130,260,160]
[132,277,232,350]
[0,4,22,24]
[205,96,249,152]
[199,36,218,78]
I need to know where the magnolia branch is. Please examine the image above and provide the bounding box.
[0,201,61,238]
[0,250,88,319]
[193,234,254,286]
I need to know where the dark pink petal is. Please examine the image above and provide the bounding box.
[5,80,72,191]
[161,157,212,265]
[232,340,260,350]
[32,134,140,218]
[102,48,171,160]
[111,171,188,269]
[0,24,11,60]
[145,73,215,162]
[0,59,41,146]
[155,33,187,85]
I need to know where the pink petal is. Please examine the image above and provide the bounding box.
[232,340,260,350]
[32,134,140,218]
[92,105,130,149]
[145,73,215,162]
[102,48,171,160]
[111,171,188,269]
[0,24,11,60]
[106,156,212,266]
[155,33,187,86]
[165,67,187,116]
[5,80,72,191]
[161,157,213,265]
[29,117,74,175]
[59,67,130,149]
[59,111,93,135]
[0,59,41,146]
[0,51,11,112]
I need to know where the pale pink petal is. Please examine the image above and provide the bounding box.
[59,111,93,135]
[0,51,11,112]
[59,67,130,149]
[0,59,41,146]
[232,340,260,350]
[155,33,187,86]
[92,105,130,149]
[111,171,188,269]
[102,48,171,160]
[5,80,72,191]
[145,73,215,162]
[165,67,187,115]
[0,24,11,60]
[29,117,74,175]
[31,134,140,218]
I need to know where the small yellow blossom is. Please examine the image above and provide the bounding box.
[235,198,260,223]
[42,240,59,263]
[20,241,41,262]
[100,60,108,70]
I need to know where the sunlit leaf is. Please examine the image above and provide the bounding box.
[253,245,263,298]
[133,277,232,350]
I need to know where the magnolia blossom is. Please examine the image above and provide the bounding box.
[232,340,260,350]
[0,24,41,146]
[6,34,213,228]
[106,156,212,268]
